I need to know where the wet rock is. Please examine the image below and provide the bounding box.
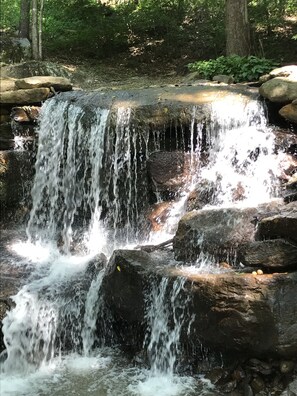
[206,367,227,384]
[283,171,297,203]
[185,270,297,357]
[238,239,297,270]
[147,151,191,197]
[256,202,297,243]
[0,88,51,105]
[147,201,173,231]
[102,249,297,358]
[186,179,216,210]
[243,384,254,396]
[0,150,34,221]
[173,206,258,262]
[247,358,272,375]
[15,76,72,91]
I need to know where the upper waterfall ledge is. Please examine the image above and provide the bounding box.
[51,84,259,125]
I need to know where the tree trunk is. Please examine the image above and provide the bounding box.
[31,0,39,60]
[19,0,31,39]
[38,0,44,59]
[225,0,250,56]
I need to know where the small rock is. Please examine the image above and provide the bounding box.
[213,74,234,84]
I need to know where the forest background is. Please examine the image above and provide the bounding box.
[0,0,296,82]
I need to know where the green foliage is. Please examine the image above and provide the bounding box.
[0,0,296,63]
[0,0,20,31]
[187,56,280,82]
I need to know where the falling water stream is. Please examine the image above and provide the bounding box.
[0,92,283,395]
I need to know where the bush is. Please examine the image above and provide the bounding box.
[187,55,280,82]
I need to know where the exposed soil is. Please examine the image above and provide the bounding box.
[50,55,185,91]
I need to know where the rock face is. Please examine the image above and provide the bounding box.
[173,206,258,262]
[238,239,297,270]
[101,249,297,358]
[256,202,297,243]
[147,151,191,197]
[173,202,297,264]
[0,150,34,221]
[186,270,297,357]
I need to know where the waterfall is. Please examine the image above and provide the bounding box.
[199,97,280,207]
[0,91,283,395]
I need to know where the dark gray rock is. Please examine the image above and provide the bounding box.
[238,239,297,270]
[256,202,297,243]
[102,249,297,359]
[173,206,258,262]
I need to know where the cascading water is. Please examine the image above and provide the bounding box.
[0,91,284,395]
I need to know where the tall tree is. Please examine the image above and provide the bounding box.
[225,0,250,56]
[31,0,43,60]
[19,0,31,39]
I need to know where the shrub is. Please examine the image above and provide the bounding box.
[187,55,280,82]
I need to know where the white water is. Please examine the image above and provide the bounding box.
[0,94,283,395]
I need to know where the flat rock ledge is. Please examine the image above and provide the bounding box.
[0,76,73,106]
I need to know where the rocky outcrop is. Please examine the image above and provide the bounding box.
[102,248,297,358]
[173,201,297,264]
[1,61,73,80]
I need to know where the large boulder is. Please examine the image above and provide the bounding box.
[102,249,297,358]
[185,269,297,357]
[259,77,297,103]
[269,65,297,79]
[0,34,31,63]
